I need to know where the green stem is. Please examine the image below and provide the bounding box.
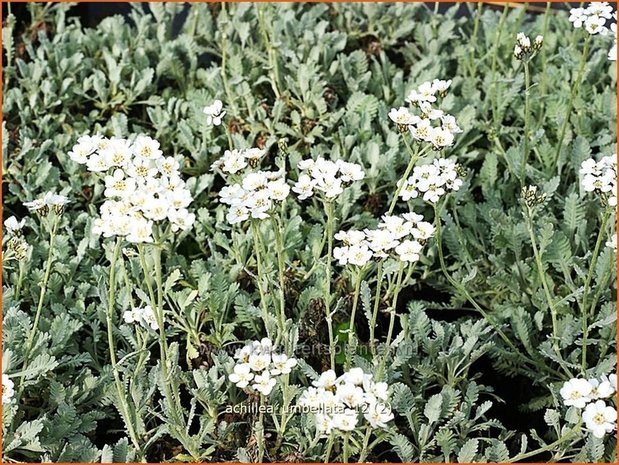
[14,260,25,301]
[388,136,422,215]
[581,210,610,371]
[105,239,143,458]
[343,432,350,463]
[251,221,272,339]
[554,34,590,175]
[506,421,581,463]
[256,395,266,462]
[369,260,384,356]
[377,261,405,380]
[324,201,336,370]
[346,268,363,368]
[521,59,531,186]
[271,215,288,343]
[525,209,560,350]
[19,220,58,393]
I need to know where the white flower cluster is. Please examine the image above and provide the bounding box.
[292,157,365,200]
[68,135,195,242]
[334,213,434,267]
[298,368,393,434]
[2,373,14,404]
[203,99,226,126]
[211,148,267,174]
[23,192,69,216]
[388,79,461,150]
[219,170,290,224]
[229,338,297,396]
[580,155,617,207]
[123,305,159,331]
[560,374,617,438]
[398,158,463,203]
[513,32,543,60]
[569,2,617,60]
[569,3,615,35]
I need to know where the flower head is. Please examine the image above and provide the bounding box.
[204,99,226,126]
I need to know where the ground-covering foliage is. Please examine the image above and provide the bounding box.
[2,2,617,462]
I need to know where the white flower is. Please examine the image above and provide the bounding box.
[229,363,254,389]
[4,216,25,235]
[585,14,609,35]
[569,7,587,28]
[342,367,366,386]
[560,378,593,408]
[104,169,137,198]
[580,155,617,207]
[292,174,316,200]
[331,408,359,431]
[123,305,159,330]
[441,115,462,134]
[101,138,133,167]
[2,374,14,404]
[588,378,615,399]
[221,149,248,174]
[227,205,250,225]
[388,107,419,126]
[68,135,97,164]
[364,401,394,428]
[267,179,291,202]
[348,244,374,266]
[431,79,452,95]
[270,354,297,375]
[252,372,277,395]
[204,99,226,126]
[428,127,455,149]
[315,413,335,434]
[126,218,154,243]
[248,352,271,373]
[313,370,337,390]
[168,208,196,232]
[582,400,617,438]
[587,2,614,20]
[395,240,423,262]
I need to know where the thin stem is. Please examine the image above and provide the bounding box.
[324,201,336,370]
[521,59,531,186]
[377,261,405,380]
[506,421,581,463]
[19,219,58,392]
[343,432,350,463]
[388,135,422,215]
[14,260,25,301]
[251,221,272,339]
[105,239,143,458]
[346,268,363,368]
[271,215,288,343]
[581,209,610,371]
[554,34,590,175]
[256,395,266,462]
[369,260,384,356]
[525,209,560,344]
